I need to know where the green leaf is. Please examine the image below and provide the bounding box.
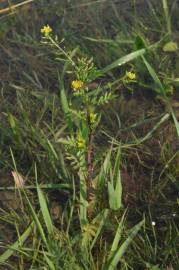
[98,149,112,188]
[8,113,19,140]
[101,48,146,74]
[104,220,144,270]
[108,146,122,210]
[109,212,126,258]
[108,175,122,210]
[171,110,179,137]
[113,146,121,184]
[135,35,148,50]
[108,182,116,209]
[90,209,109,250]
[163,41,178,52]
[37,183,54,236]
[0,223,33,264]
[35,165,54,236]
[59,74,74,134]
[142,56,166,97]
[78,168,88,225]
[162,0,171,34]
[115,173,122,209]
[43,251,56,270]
[24,191,49,250]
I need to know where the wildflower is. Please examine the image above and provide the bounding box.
[40,25,52,37]
[151,221,156,226]
[76,133,86,149]
[89,112,97,124]
[126,71,136,81]
[71,80,84,91]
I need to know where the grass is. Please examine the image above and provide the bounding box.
[0,0,178,269]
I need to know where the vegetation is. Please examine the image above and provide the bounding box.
[0,0,178,269]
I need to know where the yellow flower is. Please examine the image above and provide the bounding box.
[126,71,136,81]
[71,80,84,91]
[40,25,52,37]
[89,112,97,124]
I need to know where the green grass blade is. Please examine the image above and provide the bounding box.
[171,110,179,137]
[113,146,121,181]
[24,192,49,250]
[114,174,122,209]
[142,56,166,97]
[58,47,78,134]
[101,48,146,74]
[109,212,126,257]
[113,146,122,209]
[0,183,70,191]
[90,209,109,250]
[47,139,59,160]
[79,169,88,225]
[108,146,122,210]
[108,182,115,209]
[162,0,171,34]
[105,220,144,270]
[139,113,170,143]
[83,36,134,45]
[36,183,54,236]
[35,165,54,236]
[59,75,74,134]
[98,148,111,188]
[0,222,33,264]
[43,251,56,270]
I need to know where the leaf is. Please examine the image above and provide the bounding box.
[108,146,122,210]
[142,56,166,97]
[37,183,54,236]
[108,182,116,209]
[11,171,25,188]
[108,212,126,259]
[43,251,56,270]
[98,149,112,188]
[162,0,171,34]
[78,168,88,225]
[145,263,162,270]
[8,113,19,139]
[114,173,122,209]
[101,48,146,74]
[104,220,144,270]
[108,177,122,210]
[163,41,178,52]
[59,74,74,134]
[171,110,179,137]
[24,191,49,250]
[0,223,33,264]
[90,209,109,250]
[135,35,148,50]
[35,165,54,236]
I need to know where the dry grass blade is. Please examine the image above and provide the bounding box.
[0,0,34,15]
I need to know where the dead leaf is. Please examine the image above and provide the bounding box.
[11,171,25,188]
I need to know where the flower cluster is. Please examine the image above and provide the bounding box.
[40,25,52,37]
[71,80,84,91]
[126,71,136,81]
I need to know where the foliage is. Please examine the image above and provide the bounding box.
[0,0,178,269]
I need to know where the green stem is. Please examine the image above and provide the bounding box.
[48,36,76,66]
